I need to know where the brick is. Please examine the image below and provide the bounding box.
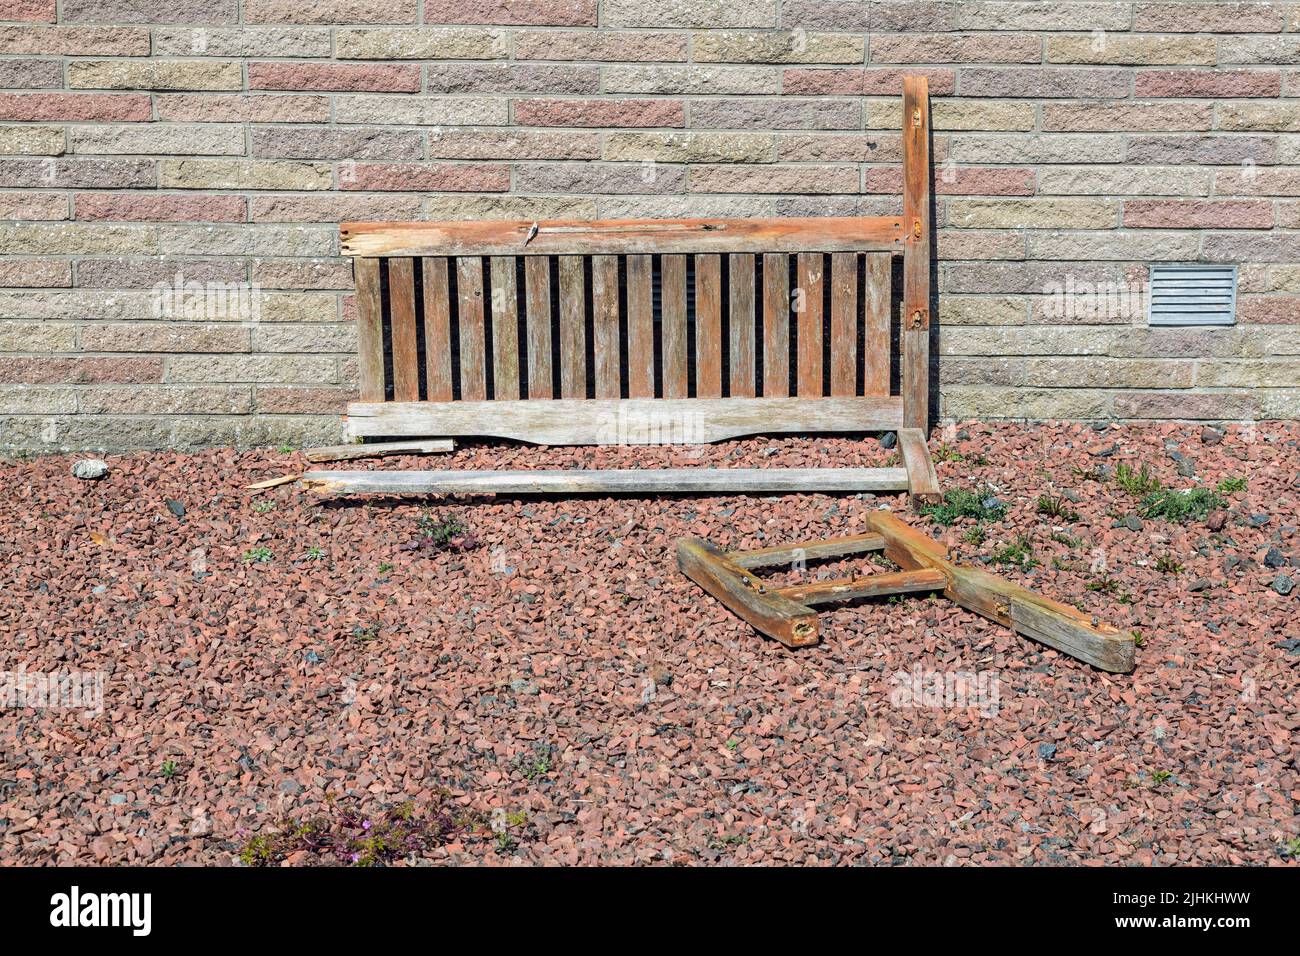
[514,98,683,128]
[0,124,63,155]
[0,25,149,55]
[937,229,1026,261]
[81,323,250,353]
[160,159,332,191]
[252,259,352,290]
[0,93,152,122]
[779,1,869,29]
[1136,69,1282,98]
[868,100,1036,131]
[948,261,1140,297]
[1123,199,1274,229]
[607,66,779,96]
[936,296,1029,326]
[153,27,332,57]
[942,327,1113,357]
[62,0,238,22]
[604,0,776,28]
[692,98,860,130]
[1279,202,1300,229]
[245,0,418,25]
[0,386,78,415]
[516,162,685,194]
[948,198,1118,230]
[0,59,61,89]
[783,67,955,96]
[156,93,330,123]
[602,194,777,219]
[68,124,245,156]
[1216,102,1300,132]
[960,68,1131,98]
[340,162,510,192]
[427,129,599,160]
[0,356,162,384]
[870,33,1041,63]
[251,194,423,222]
[1198,360,1300,387]
[0,321,76,351]
[1207,233,1300,262]
[1126,134,1277,166]
[949,133,1124,164]
[427,64,599,94]
[250,62,420,93]
[78,258,246,289]
[955,2,1130,30]
[513,30,686,62]
[253,324,355,352]
[333,95,507,126]
[1038,166,1211,196]
[777,133,902,163]
[1026,358,1194,389]
[255,385,353,413]
[0,192,66,220]
[0,158,153,190]
[0,259,70,287]
[168,354,336,384]
[336,27,507,59]
[423,0,597,26]
[1135,2,1287,32]
[1047,35,1215,65]
[1112,390,1261,420]
[257,292,339,322]
[4,0,55,21]
[689,164,858,194]
[866,166,1035,196]
[0,223,157,255]
[1214,168,1300,196]
[693,31,864,64]
[421,194,597,220]
[80,385,253,415]
[604,132,775,164]
[69,60,242,92]
[942,386,1111,420]
[1026,231,1200,261]
[1236,294,1300,323]
[76,193,247,223]
[1043,102,1212,132]
[157,224,334,257]
[251,127,423,161]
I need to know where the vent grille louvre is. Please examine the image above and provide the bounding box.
[1148,264,1237,327]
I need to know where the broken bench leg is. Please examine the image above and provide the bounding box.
[677,513,1136,673]
[897,427,940,507]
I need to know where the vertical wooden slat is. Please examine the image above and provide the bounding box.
[626,254,654,398]
[829,252,857,398]
[902,74,931,430]
[558,255,585,399]
[796,252,823,397]
[661,253,688,398]
[388,257,419,402]
[422,257,453,402]
[489,256,519,400]
[863,252,891,396]
[591,254,620,399]
[762,252,789,398]
[728,253,755,398]
[353,257,384,402]
[524,256,552,399]
[456,256,486,401]
[695,253,722,398]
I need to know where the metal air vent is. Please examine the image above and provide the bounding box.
[1148,263,1237,327]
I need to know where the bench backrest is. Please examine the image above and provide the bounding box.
[339,77,930,444]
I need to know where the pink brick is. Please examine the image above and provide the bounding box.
[0,259,70,287]
[255,385,353,413]
[340,163,510,192]
[4,0,56,22]
[424,0,596,26]
[514,97,684,127]
[75,193,247,223]
[0,25,151,55]
[866,166,1035,196]
[0,192,67,220]
[0,92,152,121]
[1279,202,1300,229]
[782,67,955,96]
[1134,2,1286,32]
[0,357,162,384]
[249,62,422,93]
[245,0,417,24]
[1123,199,1275,229]
[155,93,330,123]
[1236,295,1300,324]
[1136,69,1282,98]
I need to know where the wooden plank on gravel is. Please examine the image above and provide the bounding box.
[897,426,941,506]
[299,467,911,496]
[303,439,454,463]
[776,568,946,605]
[727,531,886,569]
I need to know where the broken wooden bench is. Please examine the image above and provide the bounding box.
[303,77,937,504]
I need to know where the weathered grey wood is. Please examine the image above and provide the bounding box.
[304,439,454,463]
[592,254,620,399]
[388,257,419,403]
[558,254,585,399]
[729,253,756,398]
[353,257,384,402]
[762,252,789,397]
[863,251,891,396]
[301,466,911,496]
[524,256,552,398]
[728,531,886,569]
[695,254,722,398]
[422,257,453,402]
[897,426,940,506]
[829,251,857,398]
[456,256,486,401]
[341,216,905,258]
[776,568,946,605]
[661,254,688,398]
[489,256,520,401]
[345,395,905,444]
[796,252,823,397]
[626,254,654,398]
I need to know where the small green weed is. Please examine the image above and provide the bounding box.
[1216,477,1247,495]
[1139,487,1224,523]
[1035,493,1079,522]
[242,547,273,564]
[989,534,1039,569]
[1114,463,1162,496]
[920,487,1007,526]
[1155,555,1183,574]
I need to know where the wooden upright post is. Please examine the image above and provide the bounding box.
[901,76,930,431]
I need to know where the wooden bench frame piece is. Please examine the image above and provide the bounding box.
[677,511,1135,673]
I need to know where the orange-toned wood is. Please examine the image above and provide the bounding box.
[729,253,756,398]
[829,251,857,398]
[796,252,823,397]
[863,252,891,396]
[456,256,486,401]
[422,257,453,402]
[557,255,585,399]
[523,256,552,399]
[626,254,654,398]
[661,254,688,399]
[489,256,519,401]
[388,257,419,403]
[695,254,722,398]
[902,74,930,430]
[762,252,789,398]
[592,254,620,399]
[353,257,384,402]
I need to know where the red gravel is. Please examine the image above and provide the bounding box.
[1,422,1296,866]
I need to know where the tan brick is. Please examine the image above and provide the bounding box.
[602,132,775,163]
[605,66,779,96]
[513,30,686,62]
[423,0,596,26]
[253,324,356,352]
[603,0,776,28]
[68,59,243,91]
[79,385,253,415]
[0,260,71,288]
[1047,34,1215,65]
[0,25,151,55]
[421,194,598,220]
[156,93,330,123]
[258,292,341,322]
[1026,358,1195,388]
[0,321,77,351]
[252,259,353,290]
[689,164,858,194]
[942,326,1113,356]
[941,386,1111,420]
[427,129,599,160]
[333,95,507,126]
[870,33,1041,63]
[693,31,863,64]
[81,323,250,352]
[1216,102,1300,132]
[336,27,507,59]
[949,133,1125,164]
[152,27,332,57]
[69,123,245,156]
[777,132,903,163]
[160,159,332,191]
[1044,102,1213,132]
[156,224,334,257]
[1026,231,1200,261]
[0,223,157,256]
[246,0,417,24]
[694,97,860,130]
[250,194,423,223]
[0,192,67,221]
[937,296,1029,326]
[1134,2,1287,32]
[1218,36,1300,64]
[960,67,1130,97]
[947,199,1119,230]
[867,100,1036,132]
[168,354,336,384]
[427,63,598,94]
[1196,361,1300,387]
[0,386,78,415]
[1039,166,1211,196]
[0,125,63,156]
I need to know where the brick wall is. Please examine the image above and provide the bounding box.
[1,0,1297,451]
